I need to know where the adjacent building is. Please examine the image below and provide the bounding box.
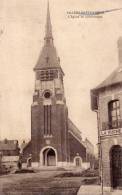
[83,138,95,169]
[0,139,20,156]
[91,37,122,190]
[0,139,20,168]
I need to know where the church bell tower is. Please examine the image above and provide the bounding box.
[31,2,69,166]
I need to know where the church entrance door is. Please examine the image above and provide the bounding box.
[110,145,122,188]
[43,148,56,166]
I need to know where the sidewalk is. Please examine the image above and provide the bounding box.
[77,185,101,195]
[77,185,122,195]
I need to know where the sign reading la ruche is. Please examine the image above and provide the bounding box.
[100,128,122,137]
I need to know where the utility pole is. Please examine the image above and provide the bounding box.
[0,28,4,140]
[96,96,103,195]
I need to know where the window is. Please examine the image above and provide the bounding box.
[44,91,51,99]
[74,157,82,167]
[75,158,81,166]
[44,105,52,135]
[108,100,120,129]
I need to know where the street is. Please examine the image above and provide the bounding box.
[0,170,82,195]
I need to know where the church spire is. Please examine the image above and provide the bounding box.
[34,1,62,71]
[44,1,53,42]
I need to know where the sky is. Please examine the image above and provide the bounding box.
[0,0,122,150]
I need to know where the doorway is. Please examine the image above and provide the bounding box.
[74,157,82,167]
[110,145,122,188]
[43,148,56,166]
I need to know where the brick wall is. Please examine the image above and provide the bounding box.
[69,133,86,162]
[31,103,69,163]
[98,85,122,187]
[22,142,32,163]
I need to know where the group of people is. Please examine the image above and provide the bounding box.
[17,154,32,170]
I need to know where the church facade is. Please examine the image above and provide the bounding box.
[91,37,122,191]
[23,3,93,168]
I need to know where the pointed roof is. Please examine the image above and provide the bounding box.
[91,38,122,111]
[68,118,86,147]
[92,37,122,93]
[34,2,61,71]
[91,67,122,111]
[45,1,53,39]
[94,67,122,91]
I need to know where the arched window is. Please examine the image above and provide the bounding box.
[75,158,81,167]
[74,156,82,167]
[108,100,120,129]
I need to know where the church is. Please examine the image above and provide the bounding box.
[91,37,122,191]
[22,3,94,168]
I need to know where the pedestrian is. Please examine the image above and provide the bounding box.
[17,154,23,170]
[27,154,32,168]
[17,159,22,170]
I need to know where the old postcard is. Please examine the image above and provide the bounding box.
[0,0,122,194]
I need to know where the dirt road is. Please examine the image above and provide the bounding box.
[0,170,82,195]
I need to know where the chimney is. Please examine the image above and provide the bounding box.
[118,37,122,67]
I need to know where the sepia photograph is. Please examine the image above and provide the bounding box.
[0,0,122,194]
